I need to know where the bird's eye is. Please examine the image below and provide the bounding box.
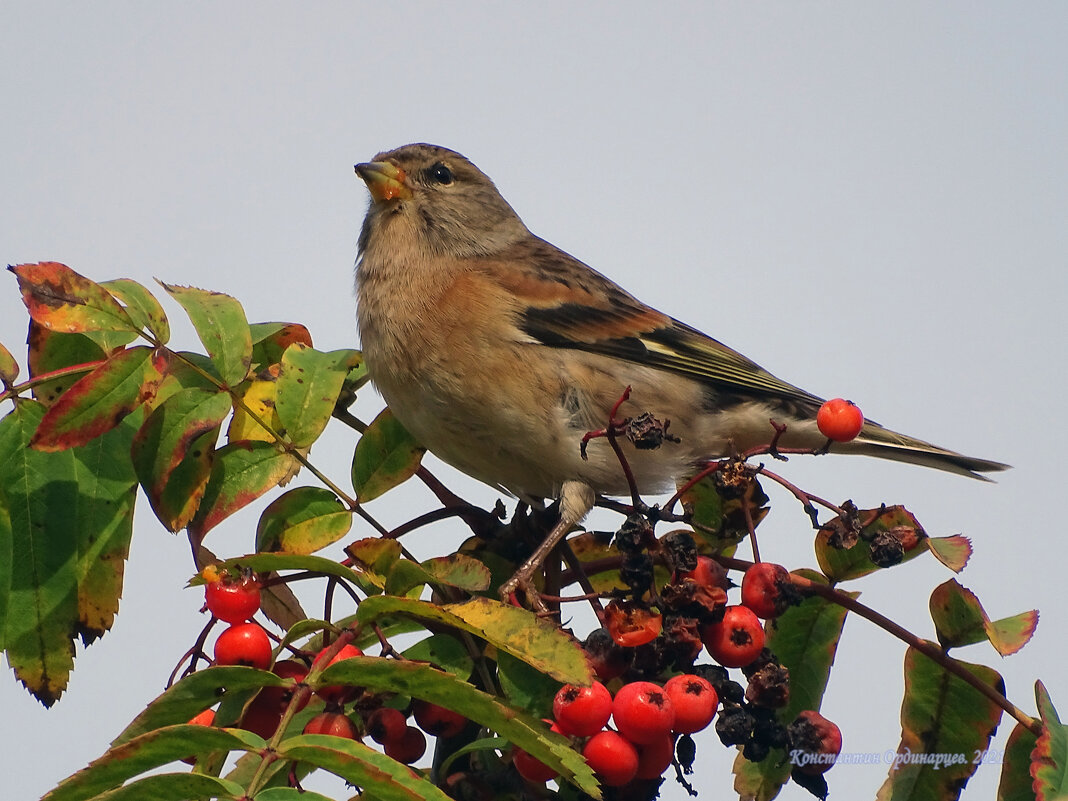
[427,162,454,185]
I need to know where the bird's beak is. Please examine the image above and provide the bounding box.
[355,161,412,202]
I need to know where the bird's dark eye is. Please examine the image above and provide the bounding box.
[427,162,454,185]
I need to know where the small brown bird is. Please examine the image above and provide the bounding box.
[354,143,1006,589]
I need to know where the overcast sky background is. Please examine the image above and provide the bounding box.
[2,4,1066,800]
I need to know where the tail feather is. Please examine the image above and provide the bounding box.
[832,422,1010,481]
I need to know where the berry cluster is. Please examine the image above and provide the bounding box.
[514,674,718,787]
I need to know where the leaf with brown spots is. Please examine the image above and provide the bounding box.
[9,262,137,334]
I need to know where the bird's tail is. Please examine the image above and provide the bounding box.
[832,421,1010,480]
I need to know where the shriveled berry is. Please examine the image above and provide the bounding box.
[787,710,843,775]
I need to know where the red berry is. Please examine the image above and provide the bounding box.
[204,570,261,624]
[188,708,215,727]
[367,707,408,745]
[788,710,843,775]
[663,674,718,734]
[552,680,612,736]
[702,605,765,668]
[412,700,467,738]
[583,730,639,786]
[384,725,427,764]
[635,732,676,780]
[311,643,364,703]
[611,681,675,745]
[741,562,792,619]
[816,398,864,442]
[513,746,559,783]
[258,659,310,711]
[214,622,272,670]
[303,711,359,739]
[240,694,283,739]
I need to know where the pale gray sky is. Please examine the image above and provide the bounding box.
[2,4,1066,799]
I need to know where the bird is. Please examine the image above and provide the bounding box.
[353,143,1007,594]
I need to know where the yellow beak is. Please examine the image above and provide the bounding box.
[355,161,412,202]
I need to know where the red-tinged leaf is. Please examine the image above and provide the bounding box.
[29,346,162,451]
[40,725,256,801]
[276,345,361,448]
[256,486,352,554]
[679,473,769,556]
[351,407,425,502]
[101,278,171,345]
[227,376,281,443]
[877,645,1003,800]
[1031,681,1068,801]
[928,534,973,573]
[132,388,231,531]
[159,282,252,387]
[986,610,1039,657]
[997,721,1039,801]
[0,339,18,386]
[734,570,855,798]
[188,441,297,542]
[251,322,314,368]
[930,578,989,649]
[26,323,107,406]
[9,262,137,334]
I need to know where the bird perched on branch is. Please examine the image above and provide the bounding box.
[354,143,1007,594]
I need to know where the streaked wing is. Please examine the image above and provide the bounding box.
[493,237,822,407]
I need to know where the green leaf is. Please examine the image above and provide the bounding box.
[997,721,1039,801]
[930,578,989,649]
[0,402,139,704]
[275,345,361,447]
[10,262,137,334]
[188,441,297,542]
[1031,680,1068,800]
[276,734,453,801]
[132,388,230,531]
[345,537,404,590]
[101,278,171,344]
[356,596,592,686]
[402,634,474,680]
[498,650,559,717]
[0,486,13,651]
[256,486,352,554]
[42,725,258,801]
[877,645,1003,800]
[160,282,252,387]
[254,789,335,801]
[0,339,18,386]
[309,659,599,797]
[30,346,163,451]
[351,407,425,502]
[92,772,244,801]
[384,553,492,596]
[113,665,287,746]
[733,570,854,799]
